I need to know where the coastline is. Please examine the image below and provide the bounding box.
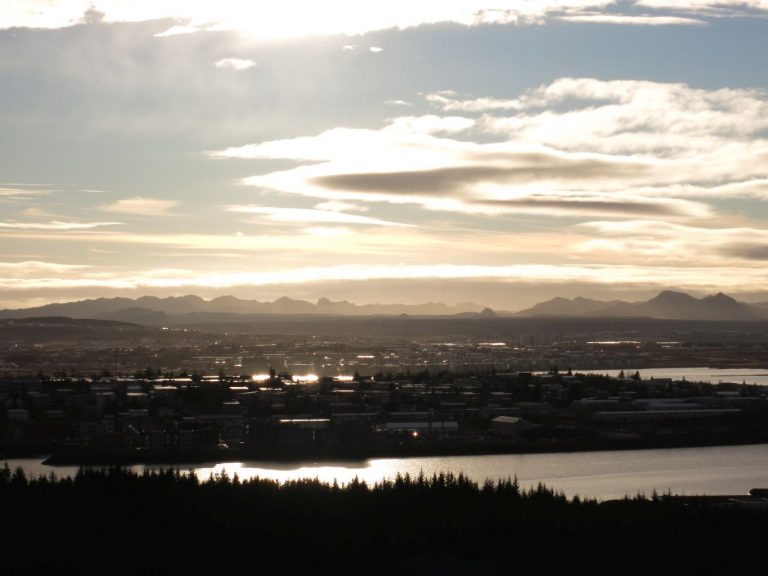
[14,432,768,467]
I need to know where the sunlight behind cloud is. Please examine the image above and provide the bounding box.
[225,205,411,227]
[211,79,768,229]
[4,1,711,37]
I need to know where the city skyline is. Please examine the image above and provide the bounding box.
[3,2,768,309]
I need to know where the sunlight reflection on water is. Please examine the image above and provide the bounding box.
[186,444,768,499]
[8,443,768,500]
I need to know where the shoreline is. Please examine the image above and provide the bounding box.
[4,434,766,467]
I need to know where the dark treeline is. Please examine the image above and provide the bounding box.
[2,465,765,574]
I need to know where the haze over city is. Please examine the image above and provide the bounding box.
[4,2,768,310]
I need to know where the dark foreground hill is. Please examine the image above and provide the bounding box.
[2,466,766,575]
[0,316,148,343]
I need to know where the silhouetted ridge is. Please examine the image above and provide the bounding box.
[517,296,628,317]
[0,295,484,323]
[518,290,768,321]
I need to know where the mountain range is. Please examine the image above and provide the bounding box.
[2,290,768,325]
[516,290,768,321]
[0,295,483,324]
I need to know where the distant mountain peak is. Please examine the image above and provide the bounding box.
[518,289,767,321]
[176,294,204,302]
[210,295,241,303]
[651,290,697,303]
[517,295,627,317]
[0,295,484,323]
[275,296,301,303]
[704,291,736,303]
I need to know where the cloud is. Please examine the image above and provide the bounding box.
[0,228,431,255]
[310,161,652,195]
[7,9,768,307]
[444,79,768,158]
[697,180,768,200]
[577,220,768,264]
[154,25,201,37]
[206,77,768,237]
[214,113,692,220]
[21,207,60,219]
[386,115,475,135]
[0,226,581,265]
[637,1,768,12]
[478,194,710,219]
[423,78,768,186]
[5,262,768,294]
[385,100,413,107]
[0,221,121,230]
[82,6,106,25]
[101,196,179,216]
[225,205,411,227]
[719,242,768,261]
[4,1,729,37]
[0,187,50,200]
[369,46,383,53]
[214,57,256,71]
[304,227,353,237]
[0,260,90,276]
[314,200,368,212]
[425,93,524,112]
[624,180,768,202]
[558,14,707,25]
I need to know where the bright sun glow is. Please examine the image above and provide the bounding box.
[1,2,623,37]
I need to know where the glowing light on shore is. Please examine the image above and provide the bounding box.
[251,373,271,382]
[293,374,319,384]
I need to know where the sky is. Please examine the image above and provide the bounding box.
[3,1,768,310]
